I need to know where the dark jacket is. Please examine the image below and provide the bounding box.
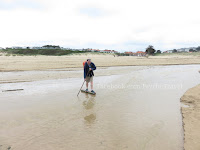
[84,62,96,78]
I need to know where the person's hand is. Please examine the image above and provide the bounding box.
[89,68,92,71]
[84,78,86,81]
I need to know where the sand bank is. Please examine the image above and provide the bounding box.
[181,84,200,150]
[2,54,200,84]
[1,54,200,72]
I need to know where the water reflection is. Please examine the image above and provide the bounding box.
[82,94,96,124]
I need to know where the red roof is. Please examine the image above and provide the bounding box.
[136,51,145,53]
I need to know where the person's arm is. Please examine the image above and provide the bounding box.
[84,63,87,79]
[91,63,96,71]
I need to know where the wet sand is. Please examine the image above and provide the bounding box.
[181,85,200,150]
[1,65,200,150]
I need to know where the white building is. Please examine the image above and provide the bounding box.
[184,48,190,52]
[166,50,173,53]
[177,48,188,52]
[31,47,43,49]
[76,49,84,51]
[12,46,23,49]
[176,47,195,52]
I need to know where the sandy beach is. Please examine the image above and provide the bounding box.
[1,54,200,150]
[1,54,200,84]
[181,85,200,150]
[1,54,200,72]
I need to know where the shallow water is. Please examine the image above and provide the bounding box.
[0,65,200,150]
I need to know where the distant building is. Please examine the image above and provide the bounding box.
[112,50,118,53]
[103,50,118,53]
[125,52,134,56]
[163,47,198,53]
[184,48,190,52]
[94,49,100,52]
[99,50,105,53]
[176,48,190,53]
[0,47,4,50]
[102,50,112,53]
[31,47,43,49]
[74,49,83,51]
[136,51,146,56]
[12,46,23,49]
[165,50,173,53]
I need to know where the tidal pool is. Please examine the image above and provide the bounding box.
[0,65,200,150]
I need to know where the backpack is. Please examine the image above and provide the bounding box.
[83,61,86,67]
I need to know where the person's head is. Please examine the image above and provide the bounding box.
[87,59,91,65]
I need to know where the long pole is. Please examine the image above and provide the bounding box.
[77,70,90,96]
[77,80,86,96]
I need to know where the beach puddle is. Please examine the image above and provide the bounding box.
[0,65,200,150]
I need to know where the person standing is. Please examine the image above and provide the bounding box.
[84,59,96,94]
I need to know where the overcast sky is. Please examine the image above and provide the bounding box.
[0,0,200,52]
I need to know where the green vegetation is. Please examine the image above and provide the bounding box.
[42,45,61,49]
[145,45,156,55]
[156,50,161,54]
[1,48,87,56]
[5,53,11,56]
[116,53,129,56]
